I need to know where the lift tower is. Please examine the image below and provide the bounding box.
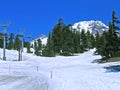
[0,23,12,60]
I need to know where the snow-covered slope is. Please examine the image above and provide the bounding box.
[72,20,109,34]
[0,48,120,90]
[30,34,47,46]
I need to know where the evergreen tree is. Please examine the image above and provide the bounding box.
[95,11,120,59]
[106,11,120,58]
[52,18,65,53]
[0,38,3,48]
[8,33,14,50]
[24,41,28,48]
[61,25,74,55]
[86,30,92,49]
[34,41,37,55]
[35,39,42,56]
[106,23,120,58]
[80,29,87,52]
[112,11,120,30]
[26,42,31,53]
[5,35,8,49]
[42,32,55,57]
[90,34,95,49]
[95,31,100,49]
[14,35,21,51]
[37,39,42,51]
[96,32,107,57]
[73,31,81,53]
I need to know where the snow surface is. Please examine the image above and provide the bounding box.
[30,34,48,46]
[0,48,120,90]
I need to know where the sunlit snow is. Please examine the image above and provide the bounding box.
[0,48,120,90]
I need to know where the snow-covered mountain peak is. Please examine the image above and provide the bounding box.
[72,20,109,34]
[30,34,48,45]
[39,34,47,39]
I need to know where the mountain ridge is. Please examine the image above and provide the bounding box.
[72,20,109,34]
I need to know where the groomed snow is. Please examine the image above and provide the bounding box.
[0,48,120,90]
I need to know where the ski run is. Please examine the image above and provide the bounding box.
[0,48,120,90]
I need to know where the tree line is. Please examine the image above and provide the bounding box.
[42,11,120,60]
[42,18,95,56]
[0,33,29,51]
[1,11,120,61]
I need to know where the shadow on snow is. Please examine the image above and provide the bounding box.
[104,65,120,72]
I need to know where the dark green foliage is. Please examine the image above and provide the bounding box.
[14,35,21,51]
[62,25,74,56]
[52,18,65,53]
[80,29,88,52]
[86,30,92,49]
[34,41,38,55]
[106,11,120,58]
[24,41,28,47]
[95,31,100,51]
[43,18,96,56]
[42,32,55,57]
[8,33,14,50]
[0,38,3,48]
[5,35,8,49]
[51,19,75,56]
[79,29,95,53]
[36,39,42,56]
[95,11,120,59]
[26,42,31,53]
[73,31,81,53]
[95,32,107,57]
[106,23,120,58]
[90,34,95,49]
[37,39,42,51]
[33,39,42,56]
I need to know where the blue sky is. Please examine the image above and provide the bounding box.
[0,0,120,39]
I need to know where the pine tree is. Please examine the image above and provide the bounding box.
[8,33,14,50]
[80,29,87,52]
[61,25,74,55]
[14,35,21,51]
[96,32,107,57]
[24,41,28,48]
[36,39,42,56]
[86,30,92,49]
[26,42,31,53]
[52,18,65,54]
[34,41,37,55]
[95,11,120,59]
[14,35,21,61]
[95,31,100,49]
[73,31,81,53]
[106,23,120,58]
[90,34,95,49]
[42,32,55,57]
[0,38,3,48]
[106,11,120,58]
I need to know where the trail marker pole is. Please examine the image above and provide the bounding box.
[37,66,38,72]
[50,71,53,80]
